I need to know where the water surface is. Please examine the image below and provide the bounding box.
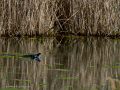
[0,37,120,90]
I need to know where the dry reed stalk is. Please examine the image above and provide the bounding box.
[107,77,115,90]
[0,0,120,36]
[107,78,120,90]
[0,0,56,36]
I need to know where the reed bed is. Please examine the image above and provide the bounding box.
[0,0,120,36]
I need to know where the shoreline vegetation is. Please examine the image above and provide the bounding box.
[0,0,120,37]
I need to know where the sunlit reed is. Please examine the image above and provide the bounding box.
[107,77,120,90]
[0,0,120,36]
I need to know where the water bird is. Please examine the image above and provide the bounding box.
[21,53,41,61]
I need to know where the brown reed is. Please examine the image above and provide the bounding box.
[107,77,120,90]
[0,0,120,37]
[107,77,115,90]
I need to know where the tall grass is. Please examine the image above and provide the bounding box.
[0,0,120,36]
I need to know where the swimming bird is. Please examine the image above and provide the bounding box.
[21,53,41,60]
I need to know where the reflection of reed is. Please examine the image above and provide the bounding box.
[0,37,120,90]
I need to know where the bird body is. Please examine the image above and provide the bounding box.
[21,53,41,60]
